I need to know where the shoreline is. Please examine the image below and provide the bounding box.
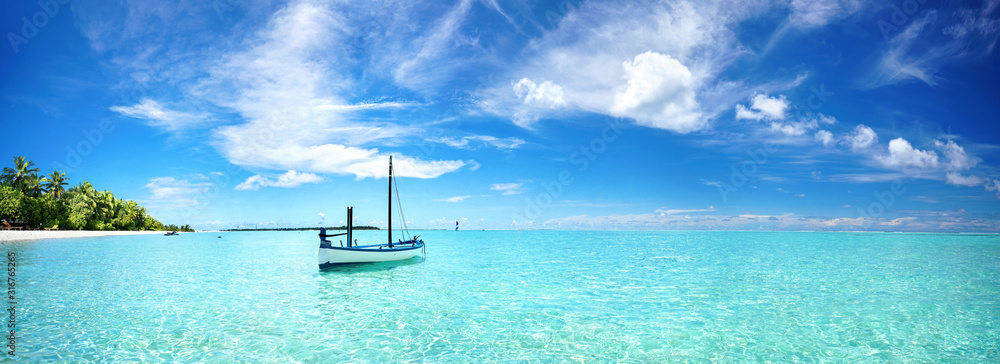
[0,230,165,243]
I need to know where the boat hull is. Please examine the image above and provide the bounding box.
[318,242,423,269]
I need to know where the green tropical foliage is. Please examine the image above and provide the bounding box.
[0,185,22,221]
[0,156,188,231]
[1,156,40,192]
[42,170,68,199]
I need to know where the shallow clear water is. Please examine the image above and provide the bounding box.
[5,230,1000,361]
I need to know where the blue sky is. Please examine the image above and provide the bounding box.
[2,0,999,231]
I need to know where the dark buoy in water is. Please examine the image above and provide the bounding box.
[217,236,222,238]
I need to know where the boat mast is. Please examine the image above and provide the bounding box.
[347,206,353,247]
[388,155,393,245]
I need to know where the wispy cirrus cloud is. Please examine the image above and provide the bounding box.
[195,0,468,179]
[314,101,420,112]
[436,195,474,203]
[865,2,1000,88]
[490,182,527,195]
[540,207,997,232]
[760,0,865,54]
[389,0,476,93]
[143,175,214,213]
[429,135,526,150]
[80,0,478,180]
[234,170,324,191]
[655,206,716,215]
[110,98,207,131]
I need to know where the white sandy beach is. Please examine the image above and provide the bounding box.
[0,230,164,242]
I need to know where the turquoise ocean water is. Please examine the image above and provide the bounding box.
[4,230,1000,362]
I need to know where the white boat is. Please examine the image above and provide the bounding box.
[317,156,425,269]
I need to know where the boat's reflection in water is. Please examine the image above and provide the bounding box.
[318,255,425,274]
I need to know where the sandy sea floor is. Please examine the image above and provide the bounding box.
[0,230,165,242]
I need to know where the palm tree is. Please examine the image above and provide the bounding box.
[42,171,69,199]
[96,190,116,222]
[1,156,40,191]
[21,173,43,197]
[69,181,98,215]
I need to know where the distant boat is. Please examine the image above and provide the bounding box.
[164,231,179,236]
[317,156,425,269]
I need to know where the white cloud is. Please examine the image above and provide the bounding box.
[146,176,210,201]
[869,13,940,87]
[490,182,526,195]
[881,217,917,227]
[759,1,865,57]
[196,1,467,180]
[942,2,1000,40]
[830,172,907,183]
[655,206,715,215]
[531,207,995,231]
[514,78,567,109]
[788,0,863,28]
[143,175,214,212]
[234,170,323,191]
[819,217,869,227]
[477,1,752,133]
[769,119,818,136]
[945,172,983,187]
[735,94,789,121]
[437,195,473,203]
[110,98,205,131]
[540,210,880,231]
[391,0,476,92]
[986,179,1000,199]
[876,138,939,169]
[610,51,705,133]
[868,2,999,88]
[843,124,878,151]
[736,96,833,137]
[700,179,723,188]
[510,78,569,128]
[430,135,526,150]
[314,101,419,112]
[934,139,977,170]
[815,130,835,146]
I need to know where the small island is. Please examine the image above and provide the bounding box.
[0,156,189,231]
